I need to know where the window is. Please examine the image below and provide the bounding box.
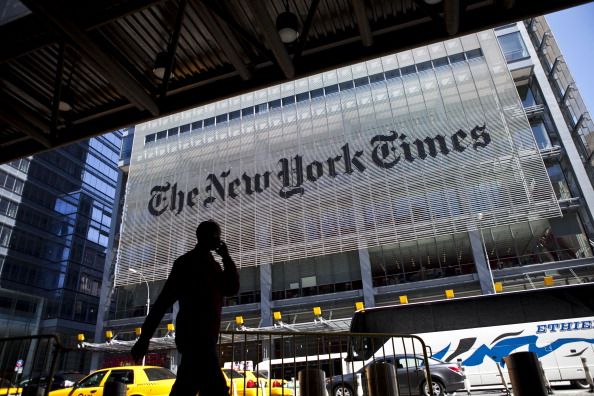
[281,95,295,106]
[448,53,465,64]
[216,114,228,124]
[531,122,551,149]
[354,76,369,87]
[369,72,385,83]
[497,31,529,62]
[517,84,536,107]
[432,57,449,68]
[338,81,354,91]
[400,65,416,75]
[416,61,432,72]
[547,164,571,200]
[78,371,107,388]
[180,124,191,134]
[106,370,134,385]
[241,107,254,117]
[144,368,176,381]
[324,84,339,95]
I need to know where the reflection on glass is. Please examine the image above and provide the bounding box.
[497,32,529,62]
[531,122,551,149]
[547,164,571,200]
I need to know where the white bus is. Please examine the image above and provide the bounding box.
[255,352,363,382]
[350,283,594,389]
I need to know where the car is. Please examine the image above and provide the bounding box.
[48,366,175,396]
[325,355,465,396]
[221,369,263,396]
[0,378,21,396]
[19,373,85,392]
[239,371,294,396]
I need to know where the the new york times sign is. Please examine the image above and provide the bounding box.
[147,124,490,216]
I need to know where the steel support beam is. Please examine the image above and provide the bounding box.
[21,0,160,116]
[247,0,295,79]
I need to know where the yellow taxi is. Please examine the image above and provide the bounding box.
[221,368,263,396]
[48,366,175,396]
[0,378,21,396]
[240,371,294,396]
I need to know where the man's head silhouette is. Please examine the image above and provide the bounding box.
[196,220,221,250]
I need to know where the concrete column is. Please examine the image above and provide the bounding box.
[358,248,375,308]
[259,263,272,327]
[469,230,495,295]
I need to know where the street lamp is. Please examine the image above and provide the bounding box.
[129,268,150,365]
[128,268,150,316]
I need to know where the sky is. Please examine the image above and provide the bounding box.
[546,3,594,113]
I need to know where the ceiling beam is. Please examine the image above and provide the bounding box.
[20,0,160,116]
[194,0,251,81]
[352,0,373,47]
[0,101,52,148]
[0,0,164,63]
[159,0,189,99]
[293,0,321,66]
[246,0,295,80]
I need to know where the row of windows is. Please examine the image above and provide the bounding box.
[144,48,484,145]
[0,169,25,195]
[90,136,121,164]
[7,158,31,173]
[0,196,18,218]
[87,153,119,181]
[82,170,117,199]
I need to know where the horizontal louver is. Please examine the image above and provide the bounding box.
[116,30,560,286]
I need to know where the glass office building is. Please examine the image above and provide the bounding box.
[108,19,594,338]
[0,133,123,349]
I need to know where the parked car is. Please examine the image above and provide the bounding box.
[48,366,175,396]
[19,372,85,392]
[239,370,294,396]
[326,355,465,396]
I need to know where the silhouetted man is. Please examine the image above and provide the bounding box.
[131,220,239,396]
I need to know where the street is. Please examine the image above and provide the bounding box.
[457,385,593,395]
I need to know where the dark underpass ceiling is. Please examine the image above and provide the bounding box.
[0,0,590,162]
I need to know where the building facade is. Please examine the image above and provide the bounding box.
[106,18,594,343]
[0,132,123,355]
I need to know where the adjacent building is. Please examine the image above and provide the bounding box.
[105,17,594,346]
[0,132,123,364]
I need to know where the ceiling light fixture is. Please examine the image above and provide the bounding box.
[276,6,300,44]
[423,0,443,4]
[153,51,169,79]
[58,85,73,112]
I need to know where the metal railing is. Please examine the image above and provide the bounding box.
[76,329,437,396]
[218,330,435,396]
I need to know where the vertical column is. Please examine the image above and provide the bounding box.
[469,229,495,294]
[259,262,272,327]
[358,248,375,308]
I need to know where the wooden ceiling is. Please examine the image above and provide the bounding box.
[0,0,589,162]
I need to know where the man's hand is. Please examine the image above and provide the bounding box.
[215,241,230,259]
[131,337,149,364]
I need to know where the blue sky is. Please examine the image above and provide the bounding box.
[546,3,594,113]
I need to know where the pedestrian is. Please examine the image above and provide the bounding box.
[131,220,240,396]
